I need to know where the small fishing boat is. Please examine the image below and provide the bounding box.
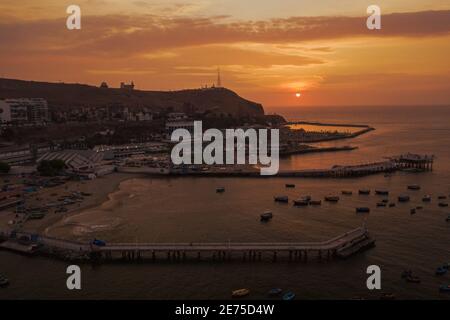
[232,288,250,298]
[341,190,353,196]
[438,195,447,200]
[260,211,273,222]
[359,189,371,195]
[410,208,416,215]
[274,196,289,203]
[439,285,450,293]
[382,199,389,203]
[356,207,370,213]
[293,199,309,206]
[375,190,389,196]
[324,195,340,202]
[389,203,396,207]
[422,195,432,202]
[282,291,295,301]
[398,195,410,202]
[436,267,448,276]
[268,288,283,296]
[438,203,449,208]
[377,202,387,207]
[285,184,296,188]
[407,184,421,191]
[446,215,450,222]
[309,200,322,206]
[216,187,225,193]
[416,206,423,210]
[0,274,9,287]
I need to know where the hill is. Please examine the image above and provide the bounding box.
[0,78,264,117]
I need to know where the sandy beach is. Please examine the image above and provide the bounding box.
[0,173,140,236]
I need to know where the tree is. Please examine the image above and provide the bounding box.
[37,160,66,176]
[0,161,11,174]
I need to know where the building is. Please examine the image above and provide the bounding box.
[100,81,109,89]
[120,81,135,90]
[0,98,49,124]
[165,121,195,139]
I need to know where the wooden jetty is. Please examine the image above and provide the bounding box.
[389,153,434,171]
[0,227,375,263]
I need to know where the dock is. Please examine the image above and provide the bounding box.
[0,227,375,263]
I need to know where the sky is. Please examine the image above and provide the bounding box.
[0,0,449,107]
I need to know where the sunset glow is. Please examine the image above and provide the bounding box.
[0,1,449,107]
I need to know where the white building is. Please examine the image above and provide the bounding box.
[0,98,49,124]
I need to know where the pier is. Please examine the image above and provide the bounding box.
[389,153,435,171]
[0,227,375,263]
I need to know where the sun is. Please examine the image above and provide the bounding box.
[295,92,301,98]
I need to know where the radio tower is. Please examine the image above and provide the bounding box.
[217,67,222,87]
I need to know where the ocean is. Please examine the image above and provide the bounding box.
[1,105,449,300]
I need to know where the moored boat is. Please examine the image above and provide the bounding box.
[446,215,450,222]
[377,202,387,207]
[389,203,396,207]
[406,275,421,283]
[356,207,370,213]
[268,288,283,296]
[282,291,295,301]
[309,200,322,206]
[407,184,421,191]
[324,195,339,202]
[359,189,370,195]
[216,187,225,193]
[438,203,448,208]
[285,184,296,188]
[410,208,416,215]
[398,195,410,202]
[293,196,311,206]
[260,211,273,222]
[422,195,432,202]
[232,288,250,298]
[341,190,353,196]
[375,190,389,196]
[274,196,289,203]
[436,267,448,276]
[438,195,447,200]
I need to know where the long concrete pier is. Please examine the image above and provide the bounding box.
[0,227,375,262]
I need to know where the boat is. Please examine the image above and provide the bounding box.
[416,206,423,210]
[274,196,289,203]
[375,190,389,196]
[446,215,450,222]
[389,203,396,208]
[324,195,340,202]
[0,274,9,287]
[439,285,450,293]
[216,187,225,193]
[282,292,295,301]
[436,267,448,276]
[422,195,432,202]
[356,207,370,213]
[398,195,410,202]
[359,189,371,195]
[438,195,447,200]
[309,200,322,206]
[92,239,107,247]
[438,203,449,208]
[407,184,421,191]
[377,202,387,207]
[29,212,45,220]
[293,197,310,206]
[285,184,295,188]
[232,288,250,298]
[382,199,389,203]
[342,190,353,196]
[260,211,273,222]
[268,288,283,296]
[410,208,416,215]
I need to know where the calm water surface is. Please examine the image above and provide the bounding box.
[1,106,449,300]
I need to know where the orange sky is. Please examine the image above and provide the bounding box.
[0,1,449,107]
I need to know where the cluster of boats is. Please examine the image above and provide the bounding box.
[232,288,295,300]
